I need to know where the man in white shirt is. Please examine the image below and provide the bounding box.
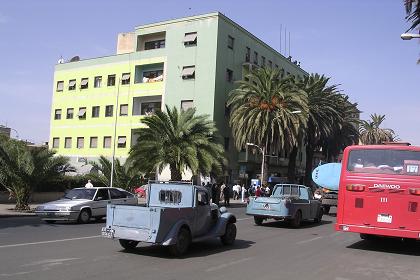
[85,180,93,188]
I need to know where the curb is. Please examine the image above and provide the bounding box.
[0,213,37,218]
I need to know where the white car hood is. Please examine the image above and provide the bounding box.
[40,199,92,209]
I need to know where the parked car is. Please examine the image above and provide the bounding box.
[35,187,137,223]
[246,184,323,227]
[102,181,237,256]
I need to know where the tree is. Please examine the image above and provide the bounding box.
[227,67,308,183]
[128,105,225,181]
[359,114,396,145]
[0,136,73,210]
[405,0,420,32]
[88,156,142,191]
[294,74,343,186]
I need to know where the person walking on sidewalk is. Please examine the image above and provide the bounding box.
[85,180,93,188]
[241,184,247,202]
[223,184,230,207]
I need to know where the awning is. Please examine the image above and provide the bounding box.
[68,80,76,87]
[183,32,197,43]
[80,78,88,86]
[122,73,131,81]
[78,108,86,117]
[57,81,64,91]
[118,137,127,144]
[181,66,195,76]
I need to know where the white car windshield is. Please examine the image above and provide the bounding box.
[64,189,96,200]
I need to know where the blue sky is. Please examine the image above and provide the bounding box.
[0,0,419,145]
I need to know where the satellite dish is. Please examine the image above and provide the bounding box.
[69,56,80,62]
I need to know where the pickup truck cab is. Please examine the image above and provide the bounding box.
[102,181,237,256]
[246,184,323,227]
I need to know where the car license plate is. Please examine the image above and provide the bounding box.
[101,227,115,239]
[377,214,392,223]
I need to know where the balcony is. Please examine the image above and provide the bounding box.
[132,96,162,116]
[136,32,166,51]
[134,63,164,84]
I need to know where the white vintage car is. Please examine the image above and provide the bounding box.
[35,187,137,223]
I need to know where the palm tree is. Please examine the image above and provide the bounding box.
[128,105,225,181]
[294,74,343,186]
[227,67,308,183]
[359,114,396,145]
[0,136,73,210]
[88,156,142,191]
[405,0,420,32]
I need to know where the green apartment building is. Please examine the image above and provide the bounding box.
[50,12,307,182]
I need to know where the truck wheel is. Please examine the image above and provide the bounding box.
[291,210,302,228]
[78,209,91,224]
[323,205,330,214]
[119,239,139,250]
[169,228,191,257]
[221,222,237,245]
[254,216,264,226]
[314,208,323,223]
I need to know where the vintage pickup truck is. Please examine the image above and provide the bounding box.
[246,184,323,227]
[102,181,237,256]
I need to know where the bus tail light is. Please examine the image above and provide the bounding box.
[409,188,420,195]
[346,184,365,192]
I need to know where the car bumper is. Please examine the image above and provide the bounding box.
[321,198,337,206]
[35,211,80,221]
[336,223,420,239]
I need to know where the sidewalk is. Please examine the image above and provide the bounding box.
[0,203,39,218]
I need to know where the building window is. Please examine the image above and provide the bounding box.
[107,74,116,86]
[121,73,130,85]
[144,39,165,50]
[90,137,98,148]
[268,60,273,68]
[54,109,62,120]
[181,66,195,79]
[56,81,64,92]
[181,100,194,111]
[78,107,86,119]
[103,136,111,148]
[80,78,88,89]
[52,137,60,149]
[227,35,234,49]
[66,108,74,119]
[94,76,102,88]
[68,79,76,90]
[92,106,100,118]
[253,51,258,65]
[184,32,197,46]
[120,104,128,116]
[261,56,266,66]
[105,105,113,117]
[142,70,163,83]
[117,136,127,148]
[245,47,250,62]
[77,137,84,149]
[140,102,161,115]
[226,69,233,83]
[224,137,230,150]
[64,137,72,149]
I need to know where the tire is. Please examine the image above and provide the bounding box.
[314,208,323,223]
[78,209,91,224]
[221,222,237,245]
[323,205,331,214]
[119,239,139,250]
[291,210,302,228]
[45,220,56,224]
[254,216,264,226]
[94,216,104,222]
[169,228,191,257]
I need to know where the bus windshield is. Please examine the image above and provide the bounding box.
[347,149,420,176]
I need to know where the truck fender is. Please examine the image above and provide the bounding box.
[161,220,191,246]
[214,213,236,236]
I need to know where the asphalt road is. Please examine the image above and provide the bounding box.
[1,207,420,280]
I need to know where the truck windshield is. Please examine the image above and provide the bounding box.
[347,149,420,176]
[64,189,96,200]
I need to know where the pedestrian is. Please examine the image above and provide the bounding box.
[205,182,212,199]
[220,182,226,202]
[223,184,230,207]
[265,185,271,196]
[241,184,246,202]
[255,186,262,197]
[85,180,93,188]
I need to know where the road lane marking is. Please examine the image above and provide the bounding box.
[205,257,253,272]
[21,258,80,267]
[0,235,101,249]
[296,236,323,245]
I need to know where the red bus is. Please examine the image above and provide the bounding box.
[336,144,420,240]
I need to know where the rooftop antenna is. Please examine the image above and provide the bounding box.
[288,31,291,57]
[280,24,282,54]
[284,27,287,57]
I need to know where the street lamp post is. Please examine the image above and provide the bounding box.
[246,142,265,185]
[401,33,420,40]
[110,78,121,188]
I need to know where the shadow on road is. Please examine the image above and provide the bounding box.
[0,216,105,230]
[347,238,420,256]
[257,219,332,229]
[120,239,255,259]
